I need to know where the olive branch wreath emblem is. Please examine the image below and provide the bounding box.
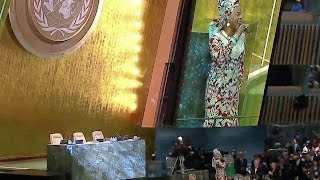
[33,0,90,37]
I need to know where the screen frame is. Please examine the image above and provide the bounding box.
[141,0,196,127]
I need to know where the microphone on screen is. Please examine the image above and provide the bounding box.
[244,24,252,33]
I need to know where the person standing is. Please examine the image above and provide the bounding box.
[204,0,248,128]
[213,149,226,180]
[235,151,247,175]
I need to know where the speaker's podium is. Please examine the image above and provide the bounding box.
[47,139,146,179]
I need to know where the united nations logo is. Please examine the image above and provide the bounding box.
[32,0,92,41]
[9,0,103,59]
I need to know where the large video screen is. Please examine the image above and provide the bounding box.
[177,0,282,128]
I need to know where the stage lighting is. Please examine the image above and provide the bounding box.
[101,0,144,113]
[132,68,140,76]
[132,34,142,42]
[129,80,142,88]
[130,104,138,111]
[131,94,138,100]
[132,46,141,53]
[134,22,143,29]
[135,12,142,18]
[132,0,143,6]
[132,56,139,62]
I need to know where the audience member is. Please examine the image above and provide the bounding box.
[250,158,267,180]
[292,0,304,12]
[235,151,247,175]
[288,138,301,155]
[268,160,281,180]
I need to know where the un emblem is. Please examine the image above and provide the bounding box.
[9,0,103,59]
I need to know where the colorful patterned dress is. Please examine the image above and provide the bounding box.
[215,159,226,180]
[204,19,245,128]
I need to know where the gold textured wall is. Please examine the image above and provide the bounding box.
[0,0,168,158]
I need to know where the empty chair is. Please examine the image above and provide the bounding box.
[73,132,86,144]
[92,131,105,142]
[50,133,63,145]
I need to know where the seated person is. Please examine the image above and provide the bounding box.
[250,157,267,180]
[288,154,300,179]
[299,153,313,180]
[310,161,320,180]
[268,160,281,180]
[184,149,203,170]
[278,158,290,179]
[292,0,304,12]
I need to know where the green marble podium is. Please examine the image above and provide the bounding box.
[47,140,146,180]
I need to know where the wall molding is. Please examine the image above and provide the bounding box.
[0,153,46,162]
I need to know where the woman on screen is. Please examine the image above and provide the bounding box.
[204,0,248,127]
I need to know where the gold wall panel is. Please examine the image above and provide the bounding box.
[0,0,167,157]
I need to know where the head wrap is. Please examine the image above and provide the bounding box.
[213,149,222,157]
[217,0,240,29]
